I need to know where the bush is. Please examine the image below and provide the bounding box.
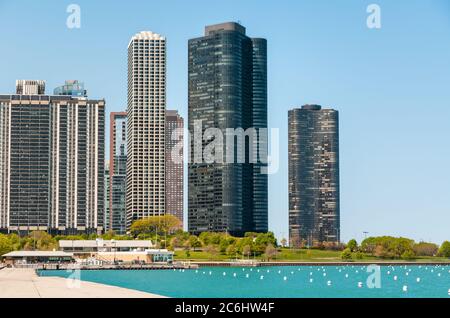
[401,250,415,260]
[341,248,352,261]
[353,251,364,260]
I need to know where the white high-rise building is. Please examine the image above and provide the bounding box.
[126,31,166,229]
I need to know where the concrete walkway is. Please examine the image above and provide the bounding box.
[0,268,164,298]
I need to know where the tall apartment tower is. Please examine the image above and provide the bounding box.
[165,110,183,226]
[0,82,105,234]
[288,105,340,246]
[188,22,268,236]
[15,80,45,95]
[126,31,166,229]
[110,112,127,234]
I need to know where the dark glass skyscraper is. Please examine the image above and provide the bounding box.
[188,22,268,236]
[288,105,340,246]
[110,112,127,234]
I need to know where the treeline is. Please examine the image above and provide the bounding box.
[341,236,450,260]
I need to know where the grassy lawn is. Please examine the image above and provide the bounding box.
[174,248,450,263]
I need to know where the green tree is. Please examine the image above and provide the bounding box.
[226,244,237,257]
[0,234,13,257]
[130,215,182,237]
[280,238,287,248]
[264,244,278,261]
[341,248,352,261]
[413,242,439,257]
[347,239,358,252]
[189,236,202,251]
[242,245,251,259]
[438,241,450,258]
[204,244,219,260]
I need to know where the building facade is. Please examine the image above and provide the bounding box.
[288,105,340,246]
[0,83,105,234]
[188,22,268,236]
[110,112,127,234]
[126,31,167,229]
[165,110,183,226]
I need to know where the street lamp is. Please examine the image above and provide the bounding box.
[111,239,116,265]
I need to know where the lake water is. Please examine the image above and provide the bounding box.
[39,264,450,298]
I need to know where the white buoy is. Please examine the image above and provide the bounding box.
[195,270,198,273]
[291,271,294,275]
[245,274,249,278]
[406,272,409,276]
[402,285,408,292]
[387,271,391,275]
[223,272,226,276]
[309,272,313,276]
[355,270,359,274]
[278,270,281,274]
[323,272,327,277]
[260,275,264,280]
[267,270,270,273]
[283,276,287,281]
[345,274,349,278]
[358,282,363,288]
[438,273,441,277]
[416,278,420,283]
[309,278,313,283]
[327,280,332,286]
[394,276,398,281]
[233,273,237,277]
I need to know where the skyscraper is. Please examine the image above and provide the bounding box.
[104,161,110,232]
[110,112,127,234]
[288,105,340,246]
[126,31,166,229]
[165,110,183,226]
[188,22,268,236]
[0,82,105,234]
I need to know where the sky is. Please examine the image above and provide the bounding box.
[0,0,449,244]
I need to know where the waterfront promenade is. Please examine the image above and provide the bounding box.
[0,268,164,298]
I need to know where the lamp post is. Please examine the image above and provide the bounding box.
[111,239,116,265]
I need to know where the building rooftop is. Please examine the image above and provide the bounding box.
[205,22,246,36]
[2,251,73,258]
[58,240,154,248]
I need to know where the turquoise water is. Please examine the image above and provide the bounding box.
[39,265,450,298]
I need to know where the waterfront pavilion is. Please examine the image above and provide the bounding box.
[2,251,74,265]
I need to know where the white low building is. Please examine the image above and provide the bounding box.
[59,239,153,253]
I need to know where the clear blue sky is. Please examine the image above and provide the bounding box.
[1,0,449,244]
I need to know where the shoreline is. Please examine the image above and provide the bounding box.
[190,261,450,267]
[0,267,165,298]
